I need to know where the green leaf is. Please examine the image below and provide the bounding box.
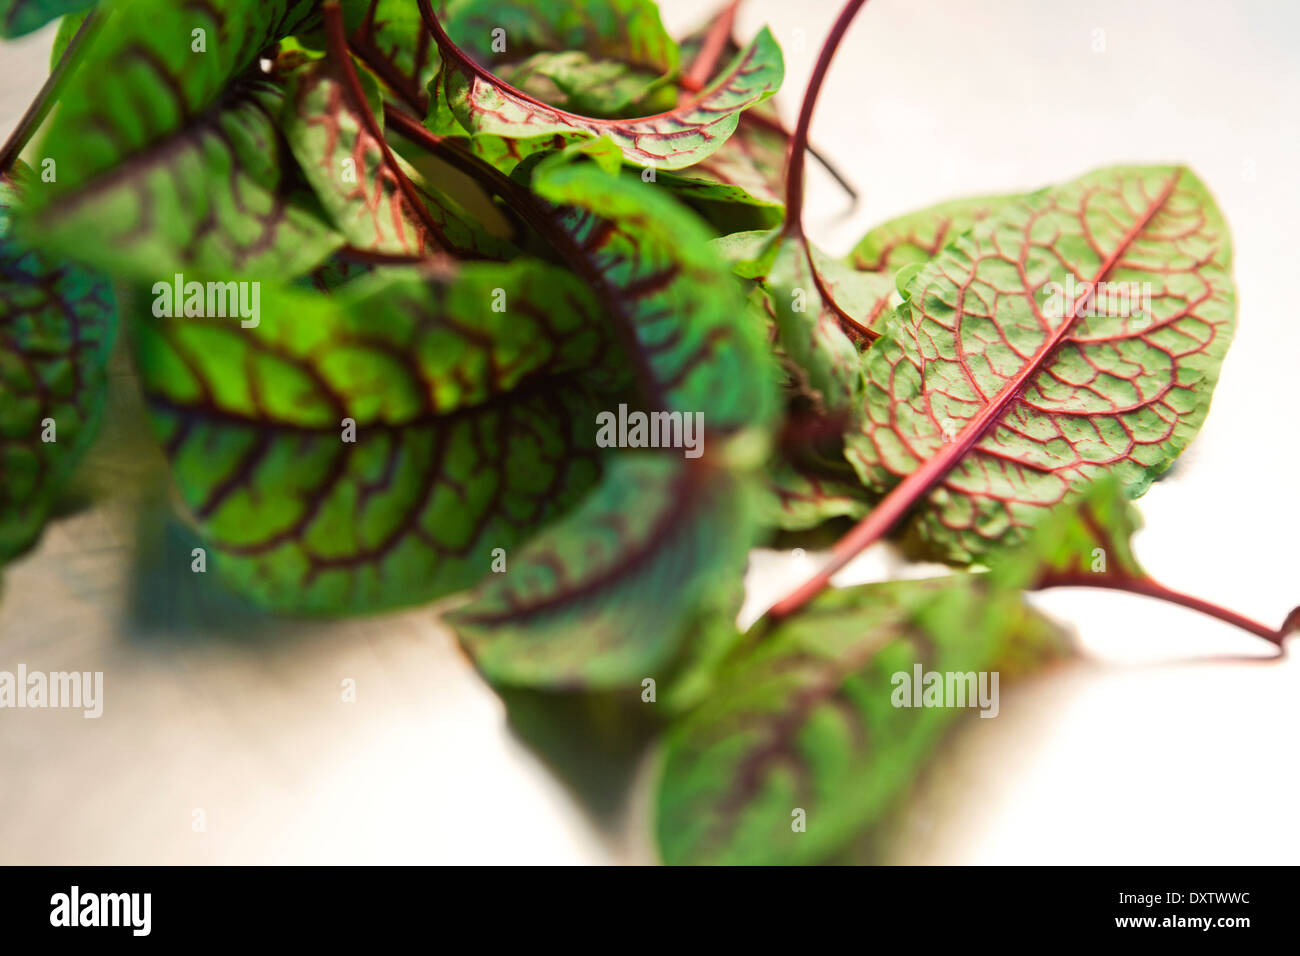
[279,51,514,259]
[446,160,780,687]
[0,0,92,38]
[48,8,90,67]
[494,49,675,118]
[20,0,340,279]
[767,240,891,410]
[450,453,764,688]
[655,574,1068,865]
[764,458,870,532]
[849,192,1015,274]
[0,164,116,560]
[846,165,1236,563]
[657,156,785,234]
[340,0,439,107]
[662,10,789,220]
[133,259,618,613]
[728,229,890,415]
[23,79,342,280]
[531,160,779,433]
[443,0,680,117]
[431,9,782,171]
[986,474,1144,590]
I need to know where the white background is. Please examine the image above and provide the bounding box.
[0,0,1296,863]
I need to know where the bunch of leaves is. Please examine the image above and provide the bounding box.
[0,0,1293,865]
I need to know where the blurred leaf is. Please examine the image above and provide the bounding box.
[0,163,116,560]
[48,7,89,67]
[763,458,870,532]
[987,474,1144,590]
[279,50,513,259]
[531,159,779,432]
[448,160,780,687]
[133,260,618,612]
[655,575,1068,865]
[0,0,93,38]
[20,0,339,279]
[450,453,764,688]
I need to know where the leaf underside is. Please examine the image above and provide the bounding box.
[434,14,783,170]
[849,165,1235,562]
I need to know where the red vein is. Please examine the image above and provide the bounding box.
[768,171,1184,619]
[417,0,759,133]
[321,1,451,258]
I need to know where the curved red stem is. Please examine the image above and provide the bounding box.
[1033,570,1294,651]
[322,1,452,258]
[778,0,878,343]
[783,0,869,239]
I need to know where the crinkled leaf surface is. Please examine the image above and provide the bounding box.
[443,0,679,117]
[0,165,116,560]
[431,8,782,171]
[655,575,1067,865]
[850,193,1015,275]
[21,0,339,279]
[848,165,1235,562]
[0,0,92,37]
[280,52,512,259]
[133,260,617,612]
[450,454,763,688]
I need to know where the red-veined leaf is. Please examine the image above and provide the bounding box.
[421,0,782,171]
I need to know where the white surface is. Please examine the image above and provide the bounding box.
[1,0,1297,864]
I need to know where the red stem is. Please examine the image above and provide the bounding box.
[740,110,859,205]
[778,0,878,343]
[321,1,452,258]
[1033,570,1294,650]
[770,170,1182,619]
[682,0,743,92]
[783,0,869,239]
